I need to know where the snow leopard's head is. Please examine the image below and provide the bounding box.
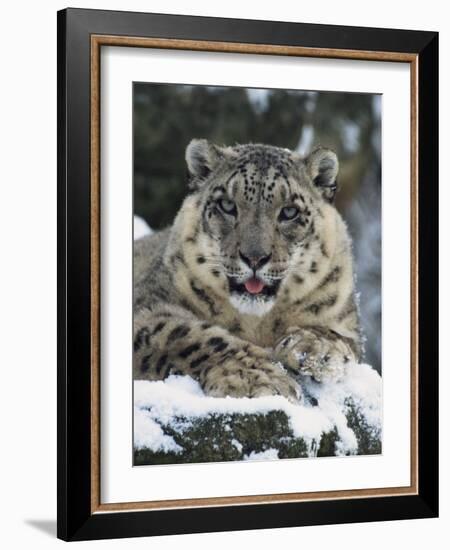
[179,139,339,316]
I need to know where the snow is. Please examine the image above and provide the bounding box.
[341,121,361,154]
[134,215,152,240]
[296,124,315,157]
[246,88,270,112]
[134,406,183,453]
[244,449,279,461]
[231,439,243,452]
[134,363,381,459]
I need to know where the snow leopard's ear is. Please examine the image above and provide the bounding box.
[304,147,339,203]
[185,139,226,190]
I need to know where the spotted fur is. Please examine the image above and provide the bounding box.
[133,140,362,401]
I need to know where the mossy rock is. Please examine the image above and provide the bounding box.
[134,397,381,465]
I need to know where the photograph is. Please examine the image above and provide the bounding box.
[54,7,438,541]
[0,0,444,546]
[132,83,383,466]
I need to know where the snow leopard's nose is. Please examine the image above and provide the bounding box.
[239,250,272,271]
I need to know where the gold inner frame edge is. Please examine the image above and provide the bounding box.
[89,35,419,514]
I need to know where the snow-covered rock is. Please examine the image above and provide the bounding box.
[134,363,382,465]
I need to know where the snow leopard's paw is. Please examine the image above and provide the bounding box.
[274,327,355,382]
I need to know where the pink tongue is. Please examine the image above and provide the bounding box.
[244,277,265,295]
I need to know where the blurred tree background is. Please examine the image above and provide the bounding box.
[133,84,381,372]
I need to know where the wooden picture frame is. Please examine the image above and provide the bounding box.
[57,7,438,541]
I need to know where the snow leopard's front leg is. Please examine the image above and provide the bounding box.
[273,326,360,382]
[134,307,301,402]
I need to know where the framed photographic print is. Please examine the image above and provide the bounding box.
[57,8,438,541]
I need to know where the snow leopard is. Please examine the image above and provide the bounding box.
[133,139,362,402]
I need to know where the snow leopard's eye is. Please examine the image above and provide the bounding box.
[278,205,299,222]
[217,198,237,216]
